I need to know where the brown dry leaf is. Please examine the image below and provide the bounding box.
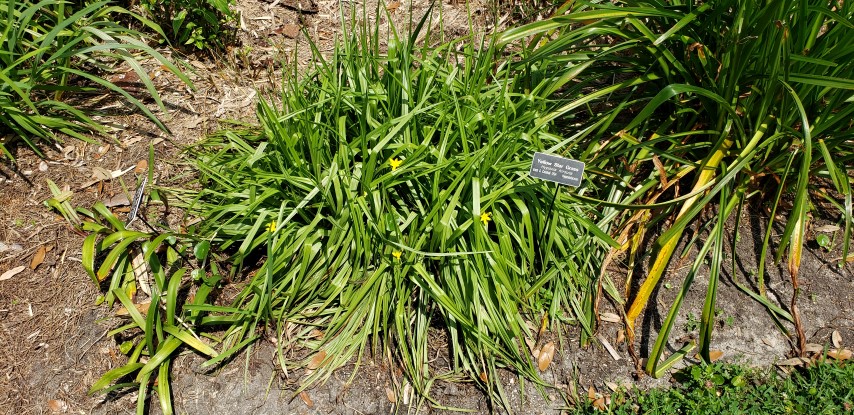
[47,399,67,413]
[814,224,840,233]
[593,397,606,411]
[299,391,314,407]
[537,341,555,371]
[116,302,151,316]
[386,1,401,11]
[385,386,397,403]
[832,330,843,348]
[708,349,724,362]
[599,312,621,323]
[103,193,130,207]
[30,246,46,270]
[479,371,488,383]
[525,337,536,354]
[804,343,824,354]
[597,334,622,361]
[0,257,27,278]
[777,357,810,367]
[587,385,596,401]
[615,329,625,344]
[307,350,327,370]
[827,348,852,361]
[277,24,301,38]
[134,159,148,174]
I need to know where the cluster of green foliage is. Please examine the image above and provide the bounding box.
[49,0,854,413]
[502,0,854,375]
[133,0,235,50]
[176,11,622,407]
[0,0,189,158]
[571,361,854,414]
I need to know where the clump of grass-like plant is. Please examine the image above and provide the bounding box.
[0,0,190,158]
[175,9,619,408]
[500,0,854,376]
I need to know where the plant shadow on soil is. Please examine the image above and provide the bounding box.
[1,1,853,414]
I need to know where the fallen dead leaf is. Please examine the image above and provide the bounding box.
[402,381,412,405]
[47,399,67,413]
[30,246,46,270]
[0,265,26,281]
[616,329,625,344]
[307,350,326,370]
[804,343,824,354]
[134,159,148,174]
[524,337,536,354]
[122,136,143,147]
[479,371,488,383]
[385,386,397,403]
[103,193,130,207]
[277,24,301,38]
[587,385,596,401]
[116,302,151,316]
[299,390,313,407]
[708,349,724,362]
[777,357,810,367]
[605,381,619,392]
[593,397,606,411]
[387,1,401,11]
[537,341,555,371]
[814,224,840,233]
[80,165,135,189]
[597,334,621,361]
[827,348,852,361]
[599,312,621,323]
[832,330,843,348]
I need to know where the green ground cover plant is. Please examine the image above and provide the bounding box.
[570,360,854,414]
[131,0,236,50]
[0,0,190,159]
[500,0,854,375]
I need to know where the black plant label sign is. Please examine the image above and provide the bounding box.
[529,152,585,187]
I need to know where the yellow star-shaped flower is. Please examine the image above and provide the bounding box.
[266,220,277,233]
[389,158,403,171]
[392,250,402,261]
[480,212,492,226]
